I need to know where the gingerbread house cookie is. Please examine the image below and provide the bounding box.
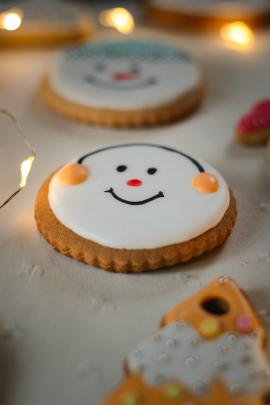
[102,278,270,405]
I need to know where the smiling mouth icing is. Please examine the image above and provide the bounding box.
[105,188,164,206]
[84,76,157,90]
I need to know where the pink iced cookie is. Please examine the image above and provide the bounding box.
[235,99,270,145]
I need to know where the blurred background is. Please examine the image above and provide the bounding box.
[0,1,270,405]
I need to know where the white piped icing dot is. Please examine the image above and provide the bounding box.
[227,333,239,345]
[159,353,171,364]
[166,338,177,349]
[218,276,230,285]
[220,345,232,355]
[190,335,201,346]
[185,356,197,367]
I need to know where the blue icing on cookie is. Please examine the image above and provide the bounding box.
[66,40,190,62]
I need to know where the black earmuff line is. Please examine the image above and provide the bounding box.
[77,143,205,173]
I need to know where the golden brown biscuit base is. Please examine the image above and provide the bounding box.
[235,128,270,146]
[147,2,270,31]
[102,374,262,405]
[35,172,237,273]
[38,74,205,128]
[0,17,94,48]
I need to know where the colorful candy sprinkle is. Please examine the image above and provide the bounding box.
[199,318,221,338]
[164,384,183,399]
[235,315,254,334]
[121,393,140,405]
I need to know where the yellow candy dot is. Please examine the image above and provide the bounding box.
[57,163,89,185]
[165,384,183,399]
[121,393,140,405]
[199,318,221,338]
[192,172,219,193]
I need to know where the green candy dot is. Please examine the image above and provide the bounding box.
[122,393,139,405]
[165,385,183,399]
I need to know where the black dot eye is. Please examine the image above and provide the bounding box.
[117,165,127,172]
[130,63,140,74]
[147,167,157,175]
[95,61,106,72]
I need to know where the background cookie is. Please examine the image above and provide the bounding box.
[35,144,236,272]
[0,0,94,47]
[39,40,204,127]
[102,278,269,405]
[148,0,270,30]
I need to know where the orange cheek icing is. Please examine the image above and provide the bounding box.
[57,164,89,185]
[192,172,219,193]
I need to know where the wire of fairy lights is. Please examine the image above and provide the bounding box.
[0,109,36,209]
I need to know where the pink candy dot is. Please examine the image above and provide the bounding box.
[235,315,254,334]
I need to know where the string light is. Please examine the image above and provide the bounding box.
[20,156,35,188]
[220,21,254,50]
[0,110,36,209]
[0,8,23,31]
[99,7,135,34]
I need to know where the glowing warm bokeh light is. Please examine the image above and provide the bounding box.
[20,155,35,188]
[220,21,254,50]
[0,8,23,31]
[99,7,135,34]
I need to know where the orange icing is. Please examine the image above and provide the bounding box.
[192,172,219,193]
[57,164,89,185]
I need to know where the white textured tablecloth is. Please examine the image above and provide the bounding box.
[0,27,270,405]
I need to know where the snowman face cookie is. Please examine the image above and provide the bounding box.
[50,40,201,110]
[48,144,230,250]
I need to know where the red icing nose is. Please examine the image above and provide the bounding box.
[126,179,143,187]
[112,72,139,81]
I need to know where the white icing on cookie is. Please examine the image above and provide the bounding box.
[49,40,201,111]
[150,0,270,18]
[127,321,270,395]
[48,144,230,250]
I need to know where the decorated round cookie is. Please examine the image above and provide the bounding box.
[40,40,204,127]
[35,144,236,272]
[148,0,270,30]
[0,0,94,47]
